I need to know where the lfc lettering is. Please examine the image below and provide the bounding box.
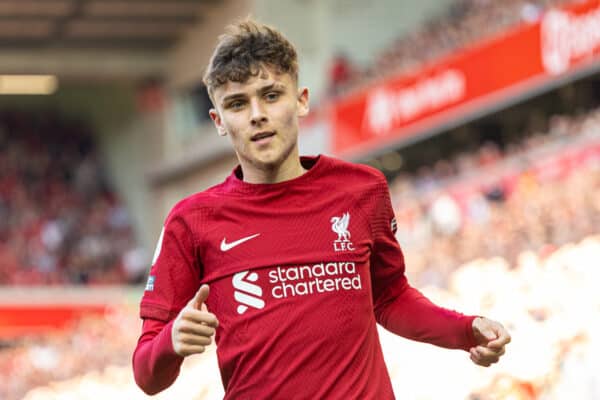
[334,241,355,251]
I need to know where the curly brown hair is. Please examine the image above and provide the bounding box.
[203,19,299,98]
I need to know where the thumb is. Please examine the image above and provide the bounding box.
[473,317,498,344]
[189,284,210,310]
[478,325,497,342]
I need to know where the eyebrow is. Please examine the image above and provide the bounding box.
[221,82,286,106]
[259,82,286,93]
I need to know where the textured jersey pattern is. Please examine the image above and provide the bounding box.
[133,155,476,399]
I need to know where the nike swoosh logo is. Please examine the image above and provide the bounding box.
[220,233,260,251]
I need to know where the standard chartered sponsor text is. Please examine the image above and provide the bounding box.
[269,262,362,298]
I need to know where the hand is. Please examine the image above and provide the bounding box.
[171,284,219,357]
[469,317,511,367]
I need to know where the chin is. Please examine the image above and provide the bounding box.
[253,156,281,170]
[246,142,295,170]
[247,149,281,167]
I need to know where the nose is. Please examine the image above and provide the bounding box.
[250,99,267,126]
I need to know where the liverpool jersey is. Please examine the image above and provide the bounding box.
[134,155,477,399]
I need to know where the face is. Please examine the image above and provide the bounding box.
[209,66,309,173]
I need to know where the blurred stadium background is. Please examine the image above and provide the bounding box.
[0,0,599,398]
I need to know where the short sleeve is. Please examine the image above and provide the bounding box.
[140,210,202,322]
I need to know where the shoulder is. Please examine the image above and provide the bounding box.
[164,180,231,224]
[322,155,388,190]
[320,156,392,222]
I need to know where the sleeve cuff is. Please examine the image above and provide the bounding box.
[463,315,479,351]
[156,319,185,363]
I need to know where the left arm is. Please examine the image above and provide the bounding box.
[370,238,477,351]
[368,173,510,362]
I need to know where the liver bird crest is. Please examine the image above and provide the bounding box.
[330,212,351,241]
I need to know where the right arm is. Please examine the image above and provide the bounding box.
[133,318,182,395]
[133,285,218,395]
[132,206,217,394]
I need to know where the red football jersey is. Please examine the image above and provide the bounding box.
[133,155,477,399]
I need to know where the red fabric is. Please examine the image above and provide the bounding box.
[133,155,477,398]
[132,318,183,395]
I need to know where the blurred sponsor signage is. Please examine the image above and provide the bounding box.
[332,0,600,156]
[0,287,130,339]
[0,304,107,339]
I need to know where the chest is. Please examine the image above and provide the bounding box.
[198,190,374,283]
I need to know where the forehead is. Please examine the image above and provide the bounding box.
[212,67,296,103]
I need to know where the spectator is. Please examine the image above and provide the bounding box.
[0,111,142,285]
[334,0,573,97]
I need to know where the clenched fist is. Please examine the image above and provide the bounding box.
[469,317,511,367]
[171,284,219,357]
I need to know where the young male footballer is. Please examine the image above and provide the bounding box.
[133,20,511,399]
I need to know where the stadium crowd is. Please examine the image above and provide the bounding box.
[391,107,600,288]
[0,111,145,285]
[382,234,600,400]
[0,305,139,400]
[329,0,574,95]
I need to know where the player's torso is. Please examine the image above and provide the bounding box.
[197,185,392,399]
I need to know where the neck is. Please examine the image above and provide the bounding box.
[240,149,306,184]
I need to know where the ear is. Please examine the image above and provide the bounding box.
[209,108,227,136]
[297,87,310,118]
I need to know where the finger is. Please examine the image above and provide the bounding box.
[475,346,502,364]
[475,345,500,359]
[178,332,213,346]
[470,348,483,363]
[188,284,210,310]
[488,329,511,349]
[472,318,498,345]
[178,321,217,336]
[470,348,478,359]
[483,355,500,364]
[470,352,491,367]
[177,344,206,357]
[181,309,219,327]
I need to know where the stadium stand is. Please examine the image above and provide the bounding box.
[391,107,599,287]
[330,0,574,95]
[0,111,143,286]
[0,304,138,400]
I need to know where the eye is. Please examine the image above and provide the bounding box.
[228,100,245,110]
[264,91,280,102]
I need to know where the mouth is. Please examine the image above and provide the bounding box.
[251,131,276,142]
